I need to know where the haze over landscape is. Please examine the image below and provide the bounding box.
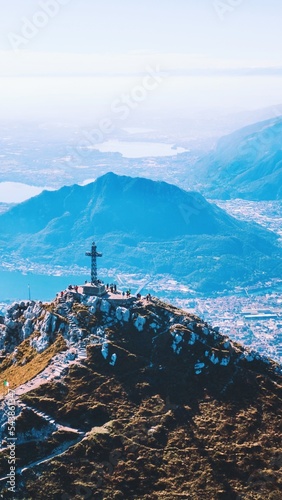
[0,1,281,499]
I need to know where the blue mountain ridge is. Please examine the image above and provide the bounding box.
[191,117,282,200]
[0,172,280,292]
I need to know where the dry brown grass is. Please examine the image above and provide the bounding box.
[0,334,66,396]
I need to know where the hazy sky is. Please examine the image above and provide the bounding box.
[0,0,281,63]
[0,0,281,121]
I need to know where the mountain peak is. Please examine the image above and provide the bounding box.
[0,289,281,498]
[0,172,280,293]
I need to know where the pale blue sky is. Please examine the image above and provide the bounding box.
[0,0,281,121]
[0,0,281,71]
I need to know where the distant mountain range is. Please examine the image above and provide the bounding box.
[0,172,281,292]
[192,117,282,200]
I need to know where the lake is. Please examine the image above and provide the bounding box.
[90,140,187,158]
[0,182,47,203]
[0,270,89,303]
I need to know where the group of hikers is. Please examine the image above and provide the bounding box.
[60,283,153,302]
[119,289,132,298]
[58,286,78,298]
[106,284,152,301]
[106,284,132,297]
[106,283,117,293]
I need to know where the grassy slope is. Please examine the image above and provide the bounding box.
[0,335,66,397]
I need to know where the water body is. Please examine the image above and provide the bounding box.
[0,182,47,203]
[91,140,187,158]
[2,268,280,305]
[0,271,89,303]
[0,271,125,303]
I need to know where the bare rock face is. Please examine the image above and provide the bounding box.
[115,306,130,322]
[0,301,41,354]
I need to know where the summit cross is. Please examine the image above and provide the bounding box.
[85,242,102,284]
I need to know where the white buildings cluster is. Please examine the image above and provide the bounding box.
[188,292,282,365]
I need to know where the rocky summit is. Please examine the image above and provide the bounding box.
[0,290,281,499]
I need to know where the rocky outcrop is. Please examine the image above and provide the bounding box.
[0,301,43,354]
[1,291,280,381]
